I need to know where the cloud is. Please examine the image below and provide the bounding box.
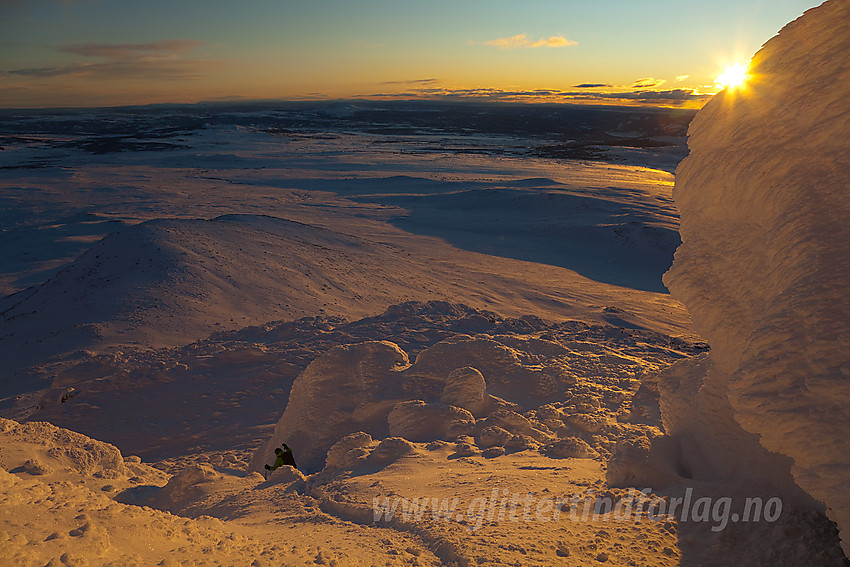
[483,33,577,49]
[371,86,554,101]
[366,85,710,107]
[590,89,701,101]
[4,67,72,77]
[59,40,203,58]
[2,39,213,81]
[574,83,612,88]
[631,78,665,89]
[676,75,689,82]
[3,59,211,80]
[381,78,439,85]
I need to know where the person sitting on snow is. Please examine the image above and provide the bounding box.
[264,443,297,471]
[280,443,298,469]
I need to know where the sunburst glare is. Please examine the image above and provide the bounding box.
[715,63,750,90]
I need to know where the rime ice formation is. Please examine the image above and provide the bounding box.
[440,366,489,416]
[651,354,816,501]
[251,305,707,473]
[663,0,850,553]
[248,341,410,473]
[387,400,475,442]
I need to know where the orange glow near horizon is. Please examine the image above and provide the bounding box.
[0,0,820,110]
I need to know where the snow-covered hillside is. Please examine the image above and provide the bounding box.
[1,214,479,369]
[664,0,850,555]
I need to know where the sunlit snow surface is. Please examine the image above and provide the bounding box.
[1,99,845,565]
[0,100,696,436]
[0,101,687,298]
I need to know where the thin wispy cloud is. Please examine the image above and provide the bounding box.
[631,78,665,89]
[574,83,612,88]
[60,40,203,58]
[483,33,577,49]
[0,86,32,96]
[5,67,68,78]
[4,59,211,80]
[676,75,689,82]
[2,39,213,81]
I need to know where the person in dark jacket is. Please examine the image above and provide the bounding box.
[280,443,298,469]
[264,443,297,471]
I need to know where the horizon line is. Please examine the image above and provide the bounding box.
[0,95,708,113]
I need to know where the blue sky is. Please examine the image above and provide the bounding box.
[0,0,824,108]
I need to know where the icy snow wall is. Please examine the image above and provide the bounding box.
[664,0,850,554]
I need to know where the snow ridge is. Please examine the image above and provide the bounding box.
[664,0,850,553]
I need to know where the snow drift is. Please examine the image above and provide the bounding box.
[664,0,850,554]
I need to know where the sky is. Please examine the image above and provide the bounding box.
[0,0,824,109]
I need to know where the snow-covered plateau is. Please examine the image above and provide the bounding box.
[0,3,848,563]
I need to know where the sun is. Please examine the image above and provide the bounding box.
[715,63,749,90]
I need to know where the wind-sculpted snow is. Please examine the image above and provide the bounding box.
[251,305,706,473]
[6,300,702,462]
[664,0,850,553]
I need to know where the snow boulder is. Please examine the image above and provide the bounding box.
[157,464,220,505]
[0,418,128,478]
[250,341,410,473]
[663,0,850,553]
[504,434,540,452]
[22,458,52,475]
[563,412,606,434]
[324,432,376,471]
[605,427,681,489]
[387,400,474,442]
[267,464,306,490]
[542,437,598,459]
[482,446,506,458]
[441,366,488,416]
[369,437,415,463]
[476,425,512,449]
[453,441,478,457]
[402,335,557,405]
[483,409,551,443]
